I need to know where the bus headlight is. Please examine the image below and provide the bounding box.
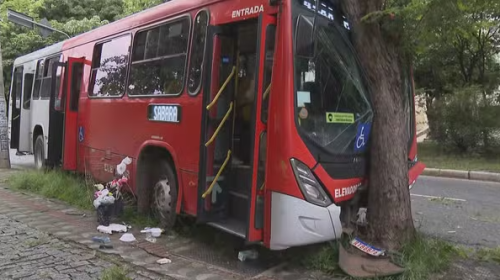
[290,159,332,207]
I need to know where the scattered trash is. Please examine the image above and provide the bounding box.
[448,231,456,233]
[156,258,172,265]
[350,237,385,257]
[97,223,128,235]
[356,208,367,225]
[238,249,258,262]
[92,236,111,244]
[92,157,133,226]
[145,236,157,243]
[339,243,405,278]
[141,228,162,238]
[119,233,136,243]
[122,222,132,229]
[94,184,105,191]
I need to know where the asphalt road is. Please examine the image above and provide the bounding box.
[8,151,500,248]
[412,176,500,248]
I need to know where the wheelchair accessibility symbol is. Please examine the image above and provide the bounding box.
[78,126,84,143]
[354,123,371,152]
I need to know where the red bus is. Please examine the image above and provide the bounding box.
[9,0,425,250]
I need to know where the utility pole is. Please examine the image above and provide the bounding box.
[0,41,12,169]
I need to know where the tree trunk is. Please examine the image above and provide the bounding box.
[0,41,12,169]
[341,0,415,250]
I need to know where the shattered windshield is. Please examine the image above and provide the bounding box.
[294,14,373,155]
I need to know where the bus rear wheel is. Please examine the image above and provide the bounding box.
[151,160,178,229]
[34,135,45,170]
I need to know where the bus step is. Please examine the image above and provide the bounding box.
[207,218,246,239]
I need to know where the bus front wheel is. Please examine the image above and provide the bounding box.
[151,160,178,229]
[34,135,45,170]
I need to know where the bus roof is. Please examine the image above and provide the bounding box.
[13,41,64,66]
[63,0,220,50]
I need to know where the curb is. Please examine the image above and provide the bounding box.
[422,168,500,183]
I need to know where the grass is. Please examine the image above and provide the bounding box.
[295,234,463,280]
[100,265,131,280]
[7,170,160,228]
[8,170,94,210]
[418,142,500,172]
[476,247,500,264]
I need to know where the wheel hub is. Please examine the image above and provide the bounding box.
[153,179,172,220]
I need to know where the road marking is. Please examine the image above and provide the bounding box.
[411,193,466,202]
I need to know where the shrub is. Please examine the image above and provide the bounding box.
[428,86,500,154]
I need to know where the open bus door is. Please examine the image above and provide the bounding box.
[47,60,66,167]
[62,57,85,171]
[246,14,276,243]
[9,66,23,150]
[197,13,277,243]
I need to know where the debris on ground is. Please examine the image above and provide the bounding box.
[156,258,172,265]
[238,249,259,262]
[119,233,136,243]
[351,237,385,257]
[339,241,405,278]
[141,228,162,237]
[97,223,128,234]
[92,236,111,244]
[93,157,132,226]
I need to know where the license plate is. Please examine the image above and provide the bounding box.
[350,237,385,257]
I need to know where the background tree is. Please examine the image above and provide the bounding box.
[339,0,500,249]
[0,41,11,169]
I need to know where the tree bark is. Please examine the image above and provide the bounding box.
[341,0,415,250]
[0,41,12,169]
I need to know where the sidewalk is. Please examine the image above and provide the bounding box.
[0,169,332,280]
[422,168,500,183]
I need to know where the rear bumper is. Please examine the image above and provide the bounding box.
[269,192,342,250]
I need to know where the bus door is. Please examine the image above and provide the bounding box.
[246,14,276,243]
[197,24,237,227]
[9,66,23,150]
[47,60,66,167]
[197,15,276,242]
[62,57,85,171]
[19,70,35,152]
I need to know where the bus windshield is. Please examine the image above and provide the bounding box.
[294,13,373,155]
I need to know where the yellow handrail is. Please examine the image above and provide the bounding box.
[205,102,233,147]
[202,150,232,198]
[263,83,272,100]
[207,66,236,110]
[260,182,265,191]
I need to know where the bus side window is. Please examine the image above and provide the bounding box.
[13,67,23,109]
[33,60,43,100]
[90,35,131,97]
[128,17,190,96]
[23,74,34,110]
[188,10,209,95]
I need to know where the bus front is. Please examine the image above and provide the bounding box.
[265,0,374,250]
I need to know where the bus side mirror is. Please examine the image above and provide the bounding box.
[295,15,314,58]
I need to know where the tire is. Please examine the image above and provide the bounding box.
[34,135,45,170]
[151,160,178,229]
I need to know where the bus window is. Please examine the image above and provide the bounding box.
[188,10,209,95]
[13,67,23,109]
[128,17,190,96]
[90,35,131,97]
[22,73,34,110]
[33,60,43,100]
[40,56,61,99]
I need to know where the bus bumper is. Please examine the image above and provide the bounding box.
[269,192,342,250]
